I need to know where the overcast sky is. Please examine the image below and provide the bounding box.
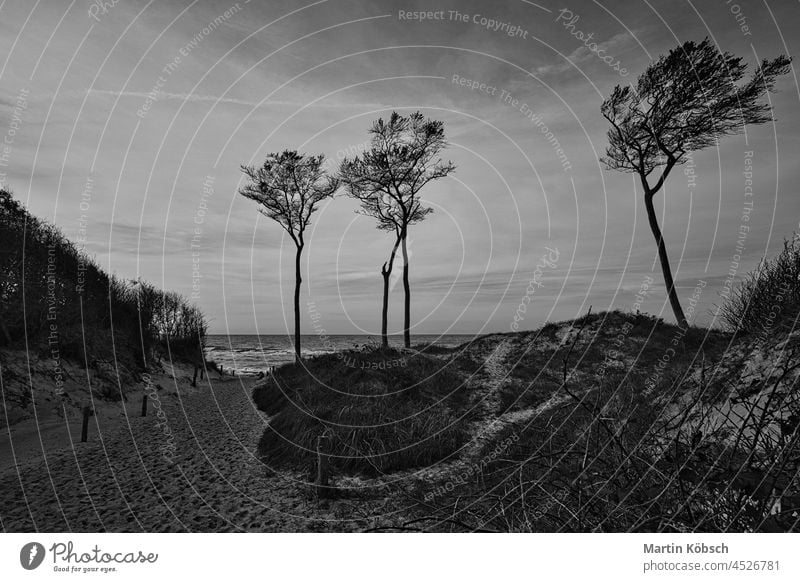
[1,0,798,335]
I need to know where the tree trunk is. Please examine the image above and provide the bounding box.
[644,190,688,328]
[380,235,402,348]
[294,244,303,364]
[401,231,411,348]
[0,316,11,346]
[381,266,390,348]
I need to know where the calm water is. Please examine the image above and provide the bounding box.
[204,334,476,375]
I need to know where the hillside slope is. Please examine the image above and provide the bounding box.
[253,310,800,532]
[0,189,207,430]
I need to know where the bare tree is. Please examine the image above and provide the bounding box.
[339,112,455,348]
[601,38,790,328]
[239,150,338,363]
[342,190,429,348]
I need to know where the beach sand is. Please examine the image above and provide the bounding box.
[0,362,388,532]
[0,327,595,532]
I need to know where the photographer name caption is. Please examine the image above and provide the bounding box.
[640,540,788,575]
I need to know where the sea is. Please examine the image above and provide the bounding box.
[204,334,476,375]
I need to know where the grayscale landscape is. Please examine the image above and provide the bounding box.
[1,0,799,533]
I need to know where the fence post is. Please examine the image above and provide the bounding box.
[315,431,332,499]
[80,406,93,443]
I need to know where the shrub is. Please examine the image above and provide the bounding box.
[721,235,800,335]
[0,189,206,371]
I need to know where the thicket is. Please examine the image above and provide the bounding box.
[0,189,206,370]
[720,235,800,336]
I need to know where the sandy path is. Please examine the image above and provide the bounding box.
[462,338,521,455]
[0,398,144,473]
[474,339,512,416]
[406,337,571,492]
[0,377,364,532]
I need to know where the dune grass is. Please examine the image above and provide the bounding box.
[407,311,799,532]
[721,235,800,336]
[253,347,475,476]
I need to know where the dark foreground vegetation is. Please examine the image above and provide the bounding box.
[417,319,797,532]
[254,238,800,532]
[0,190,207,407]
[721,236,800,337]
[253,347,476,476]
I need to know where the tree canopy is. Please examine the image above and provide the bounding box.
[601,38,791,182]
[339,111,455,233]
[239,150,338,247]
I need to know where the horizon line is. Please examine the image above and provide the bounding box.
[206,331,491,336]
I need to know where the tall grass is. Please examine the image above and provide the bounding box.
[409,311,798,532]
[253,347,475,476]
[721,235,800,335]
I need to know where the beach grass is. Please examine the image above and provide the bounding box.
[253,346,476,476]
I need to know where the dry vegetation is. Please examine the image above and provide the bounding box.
[254,302,799,531]
[253,347,476,477]
[0,190,207,420]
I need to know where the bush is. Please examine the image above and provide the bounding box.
[253,347,475,476]
[0,189,206,371]
[721,235,800,335]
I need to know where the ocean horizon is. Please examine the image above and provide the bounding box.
[204,333,478,374]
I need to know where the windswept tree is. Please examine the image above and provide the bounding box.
[601,39,790,327]
[239,151,338,363]
[339,112,455,348]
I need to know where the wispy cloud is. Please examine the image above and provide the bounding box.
[86,89,388,109]
[535,31,641,76]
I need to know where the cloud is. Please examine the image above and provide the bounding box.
[86,89,388,110]
[535,31,641,76]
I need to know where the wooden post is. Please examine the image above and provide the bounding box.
[315,432,332,500]
[141,394,148,417]
[80,406,92,443]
